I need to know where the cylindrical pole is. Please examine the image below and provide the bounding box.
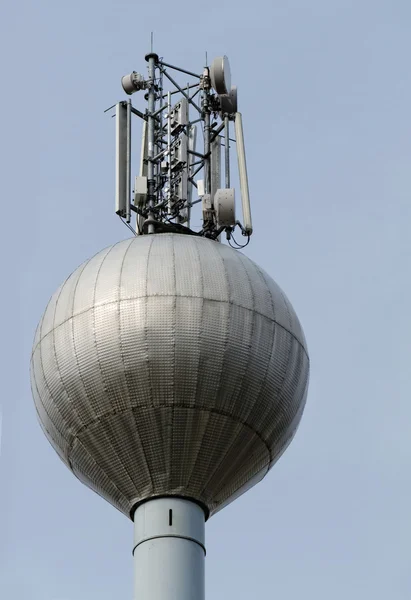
[133,498,206,600]
[203,93,211,195]
[167,90,172,215]
[224,115,230,188]
[146,53,158,234]
[126,99,132,223]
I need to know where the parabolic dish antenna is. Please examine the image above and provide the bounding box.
[210,55,231,95]
[220,85,238,115]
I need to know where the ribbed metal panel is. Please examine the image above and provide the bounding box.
[30,234,309,518]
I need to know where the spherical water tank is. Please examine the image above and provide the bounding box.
[30,233,309,518]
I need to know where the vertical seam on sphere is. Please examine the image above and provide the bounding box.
[249,263,281,461]
[37,326,71,455]
[188,243,233,496]
[237,258,271,421]
[214,244,230,408]
[228,250,256,413]
[268,369,308,468]
[30,310,45,408]
[256,266,293,437]
[69,241,138,495]
[90,240,140,493]
[281,345,309,434]
[252,264,278,374]
[197,250,258,496]
[119,238,154,492]
[31,356,67,456]
[115,237,148,492]
[37,289,76,453]
[118,237,135,411]
[143,235,157,491]
[53,265,90,455]
[70,247,112,427]
[192,236,205,406]
[92,241,125,400]
[270,280,296,426]
[197,254,264,495]
[68,254,112,475]
[31,309,46,358]
[170,235,177,488]
[186,237,210,487]
[144,235,156,409]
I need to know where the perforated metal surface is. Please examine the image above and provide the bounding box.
[30,234,309,518]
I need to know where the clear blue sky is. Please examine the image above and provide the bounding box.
[1,0,411,598]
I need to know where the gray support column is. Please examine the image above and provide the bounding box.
[146,54,157,233]
[133,498,205,600]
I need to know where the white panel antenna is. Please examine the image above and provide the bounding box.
[171,134,188,171]
[115,102,128,219]
[170,98,188,135]
[174,171,188,212]
[214,188,236,228]
[197,179,205,197]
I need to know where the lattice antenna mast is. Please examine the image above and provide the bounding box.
[115,52,253,243]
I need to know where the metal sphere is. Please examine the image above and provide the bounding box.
[30,234,309,518]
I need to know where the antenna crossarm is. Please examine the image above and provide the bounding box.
[187,149,207,160]
[210,122,225,143]
[159,61,202,80]
[130,106,147,121]
[160,68,202,114]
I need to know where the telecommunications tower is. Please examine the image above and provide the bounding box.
[31,51,309,600]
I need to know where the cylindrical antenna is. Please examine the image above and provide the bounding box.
[234,112,252,235]
[126,99,132,223]
[224,116,230,188]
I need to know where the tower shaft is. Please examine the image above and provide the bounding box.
[133,498,205,600]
